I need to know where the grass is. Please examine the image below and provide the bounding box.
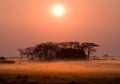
[0,72,120,84]
[0,60,120,84]
[0,60,15,64]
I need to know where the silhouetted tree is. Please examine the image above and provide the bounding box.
[18,42,99,60]
[34,43,44,60]
[0,56,6,60]
[103,54,110,59]
[24,47,34,60]
[18,47,35,60]
[18,49,24,60]
[92,55,98,60]
[81,42,99,59]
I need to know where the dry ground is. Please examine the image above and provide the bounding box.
[0,60,120,84]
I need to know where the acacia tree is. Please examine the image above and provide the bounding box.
[34,42,59,60]
[34,43,45,60]
[18,47,36,60]
[45,42,56,59]
[81,42,99,59]
[24,47,35,60]
[18,42,99,60]
[18,49,24,60]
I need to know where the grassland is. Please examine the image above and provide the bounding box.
[0,60,120,84]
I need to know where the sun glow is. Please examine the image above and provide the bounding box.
[53,5,65,16]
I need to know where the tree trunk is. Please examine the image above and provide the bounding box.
[88,48,90,59]
[20,54,22,60]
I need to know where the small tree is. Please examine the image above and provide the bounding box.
[24,47,35,60]
[81,42,99,59]
[0,56,6,60]
[18,49,24,60]
[103,54,110,59]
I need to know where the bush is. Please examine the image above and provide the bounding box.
[0,60,15,64]
[0,56,6,60]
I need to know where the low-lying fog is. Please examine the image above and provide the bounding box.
[0,60,120,74]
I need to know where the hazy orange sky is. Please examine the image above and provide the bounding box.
[0,0,120,57]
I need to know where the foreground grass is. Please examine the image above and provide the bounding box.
[0,60,120,84]
[0,72,120,84]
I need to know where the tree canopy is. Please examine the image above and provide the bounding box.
[18,42,99,60]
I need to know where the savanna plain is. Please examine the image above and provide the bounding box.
[0,60,120,84]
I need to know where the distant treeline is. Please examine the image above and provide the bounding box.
[18,42,99,60]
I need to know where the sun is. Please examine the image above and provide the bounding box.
[53,5,65,16]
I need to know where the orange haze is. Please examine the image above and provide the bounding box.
[0,0,120,57]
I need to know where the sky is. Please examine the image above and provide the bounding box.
[0,0,120,57]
